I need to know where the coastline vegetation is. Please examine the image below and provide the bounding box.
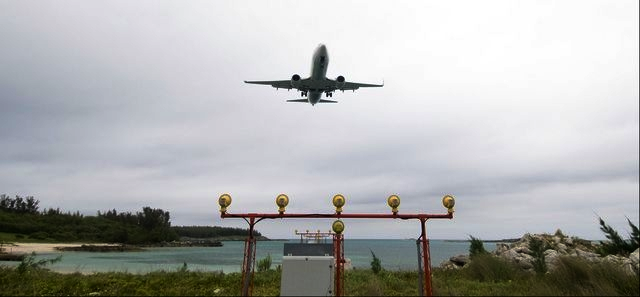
[0,195,260,245]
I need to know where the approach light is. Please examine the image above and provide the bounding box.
[442,194,455,213]
[276,194,289,214]
[218,194,232,214]
[332,220,345,234]
[387,194,400,214]
[332,194,346,214]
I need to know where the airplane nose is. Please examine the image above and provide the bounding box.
[318,44,327,54]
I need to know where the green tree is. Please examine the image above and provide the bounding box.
[528,236,547,275]
[597,216,640,256]
[468,235,488,259]
[370,249,382,274]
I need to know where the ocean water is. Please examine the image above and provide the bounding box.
[1,239,497,274]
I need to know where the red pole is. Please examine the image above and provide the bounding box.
[333,233,344,296]
[420,218,433,296]
[241,217,256,296]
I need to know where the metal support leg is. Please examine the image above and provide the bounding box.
[241,218,257,296]
[416,238,424,295]
[333,234,344,297]
[418,218,432,296]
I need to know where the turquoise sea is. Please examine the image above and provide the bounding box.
[2,240,498,274]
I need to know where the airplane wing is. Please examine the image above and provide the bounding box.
[244,80,293,90]
[340,81,384,91]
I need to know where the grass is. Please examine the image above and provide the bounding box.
[0,255,638,296]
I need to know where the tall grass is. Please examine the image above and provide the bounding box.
[1,257,638,296]
[462,253,525,283]
[530,256,640,296]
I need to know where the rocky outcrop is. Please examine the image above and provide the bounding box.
[439,231,639,275]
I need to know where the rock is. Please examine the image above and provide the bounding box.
[603,254,626,265]
[444,232,638,276]
[556,243,568,254]
[621,259,636,276]
[501,249,519,260]
[574,248,600,262]
[439,254,469,270]
[439,261,462,270]
[629,248,639,273]
[565,237,573,246]
[494,243,510,255]
[514,254,534,270]
[449,254,469,266]
[544,250,560,271]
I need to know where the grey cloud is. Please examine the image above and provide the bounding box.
[0,1,637,239]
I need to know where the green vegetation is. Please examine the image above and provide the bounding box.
[16,252,62,275]
[459,253,524,283]
[435,255,638,296]
[370,249,382,274]
[528,236,548,275]
[0,195,178,244]
[0,194,259,245]
[0,257,637,296]
[257,254,272,272]
[597,216,640,257]
[171,225,261,239]
[468,235,488,259]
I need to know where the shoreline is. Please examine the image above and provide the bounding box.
[1,242,121,255]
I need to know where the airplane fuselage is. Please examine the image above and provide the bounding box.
[308,44,329,105]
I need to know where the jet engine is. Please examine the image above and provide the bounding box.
[336,75,346,89]
[291,74,301,88]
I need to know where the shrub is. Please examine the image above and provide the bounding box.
[462,253,523,282]
[17,252,62,274]
[597,216,640,256]
[370,250,382,274]
[468,235,488,259]
[257,254,272,272]
[528,236,547,275]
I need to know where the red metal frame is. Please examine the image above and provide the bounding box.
[221,211,453,296]
[333,233,345,296]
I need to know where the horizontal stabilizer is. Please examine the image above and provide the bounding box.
[286,99,308,103]
[318,99,338,103]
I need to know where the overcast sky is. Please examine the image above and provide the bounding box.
[1,1,638,240]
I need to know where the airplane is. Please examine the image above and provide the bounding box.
[244,44,383,105]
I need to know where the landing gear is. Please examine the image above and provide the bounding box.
[326,92,333,97]
[301,91,308,97]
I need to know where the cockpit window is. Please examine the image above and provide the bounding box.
[320,56,326,62]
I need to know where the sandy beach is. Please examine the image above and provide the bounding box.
[2,243,112,254]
